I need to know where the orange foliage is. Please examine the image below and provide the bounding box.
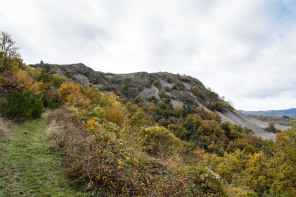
[12,69,43,94]
[0,76,24,93]
[58,79,96,109]
[59,79,80,100]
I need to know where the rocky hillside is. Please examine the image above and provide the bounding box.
[30,63,288,140]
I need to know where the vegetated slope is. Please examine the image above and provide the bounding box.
[30,63,285,140]
[0,66,227,196]
[2,33,296,196]
[241,108,296,118]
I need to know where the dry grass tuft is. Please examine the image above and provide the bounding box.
[46,107,71,125]
[45,108,75,148]
[0,117,12,142]
[46,108,91,183]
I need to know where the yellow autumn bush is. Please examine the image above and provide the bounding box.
[12,69,44,94]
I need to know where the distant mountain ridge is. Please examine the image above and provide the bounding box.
[240,108,296,118]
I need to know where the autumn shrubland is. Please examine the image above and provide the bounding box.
[1,32,296,196]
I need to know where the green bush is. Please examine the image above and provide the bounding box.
[148,95,157,102]
[138,126,183,156]
[158,89,171,103]
[213,101,226,112]
[134,95,143,104]
[165,75,174,83]
[172,80,184,90]
[0,90,44,120]
[164,86,171,92]
[184,165,226,196]
[265,121,280,133]
[153,80,161,89]
[190,85,205,100]
[40,94,55,108]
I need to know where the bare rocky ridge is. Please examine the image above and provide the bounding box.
[30,63,289,140]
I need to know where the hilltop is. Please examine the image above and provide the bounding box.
[30,63,287,140]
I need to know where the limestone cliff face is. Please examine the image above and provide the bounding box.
[30,63,287,140]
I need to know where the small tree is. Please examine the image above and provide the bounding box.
[0,32,20,70]
[265,121,280,133]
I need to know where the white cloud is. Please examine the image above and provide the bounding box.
[1,0,296,110]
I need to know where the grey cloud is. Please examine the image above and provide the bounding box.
[1,0,296,110]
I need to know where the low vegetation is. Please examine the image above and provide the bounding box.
[1,31,296,196]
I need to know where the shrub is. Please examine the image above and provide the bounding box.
[153,80,161,89]
[129,110,151,127]
[165,75,174,83]
[190,85,205,100]
[164,86,171,92]
[158,89,171,103]
[0,90,44,120]
[172,81,184,90]
[104,106,125,127]
[138,126,183,156]
[12,69,44,95]
[168,124,188,140]
[199,120,222,136]
[184,165,225,196]
[52,74,66,88]
[265,121,280,133]
[213,101,226,112]
[46,87,61,103]
[0,76,24,93]
[59,80,97,109]
[88,106,105,119]
[148,95,157,102]
[184,114,202,133]
[134,95,143,104]
[158,118,169,127]
[37,69,51,85]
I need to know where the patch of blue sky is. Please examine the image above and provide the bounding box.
[276,0,296,22]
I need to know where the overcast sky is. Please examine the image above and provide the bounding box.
[1,0,296,111]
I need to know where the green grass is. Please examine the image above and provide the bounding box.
[0,113,91,197]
